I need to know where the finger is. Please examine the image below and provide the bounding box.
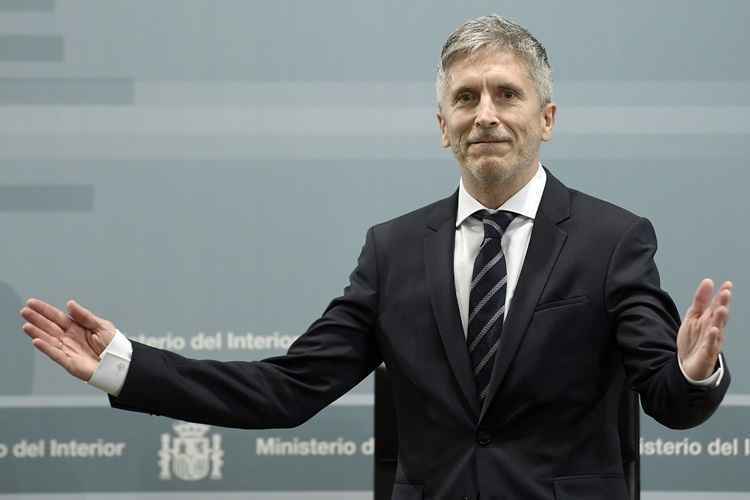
[66,300,101,331]
[711,281,733,309]
[716,287,733,308]
[689,278,714,318]
[31,337,71,371]
[709,281,732,306]
[22,322,61,347]
[25,298,71,330]
[710,305,730,332]
[20,307,64,339]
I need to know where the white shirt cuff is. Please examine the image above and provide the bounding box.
[87,329,133,397]
[678,352,724,388]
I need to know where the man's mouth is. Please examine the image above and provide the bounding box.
[469,139,510,145]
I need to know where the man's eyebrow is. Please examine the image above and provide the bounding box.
[451,84,475,97]
[449,79,527,98]
[499,83,526,96]
[487,78,525,94]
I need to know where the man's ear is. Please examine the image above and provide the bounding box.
[540,102,557,142]
[437,111,450,148]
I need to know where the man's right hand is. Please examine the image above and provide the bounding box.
[20,299,117,382]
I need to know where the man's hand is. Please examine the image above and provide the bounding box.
[677,279,733,381]
[20,299,118,382]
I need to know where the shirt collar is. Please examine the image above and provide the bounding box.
[455,163,547,228]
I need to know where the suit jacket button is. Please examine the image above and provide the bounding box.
[477,431,492,446]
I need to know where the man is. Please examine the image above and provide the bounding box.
[20,15,732,500]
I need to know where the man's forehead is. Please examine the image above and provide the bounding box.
[444,49,530,87]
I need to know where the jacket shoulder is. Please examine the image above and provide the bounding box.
[369,193,455,242]
[567,188,646,236]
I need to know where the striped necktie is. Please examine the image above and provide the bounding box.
[467,209,516,403]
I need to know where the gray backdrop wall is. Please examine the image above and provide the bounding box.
[0,1,748,498]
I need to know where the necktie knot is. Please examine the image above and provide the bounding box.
[472,210,516,240]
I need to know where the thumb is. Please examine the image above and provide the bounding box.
[67,300,102,331]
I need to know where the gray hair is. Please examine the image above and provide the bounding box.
[436,15,552,107]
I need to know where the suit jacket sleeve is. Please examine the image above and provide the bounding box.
[605,216,730,429]
[109,227,382,429]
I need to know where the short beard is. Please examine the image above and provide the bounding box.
[454,147,535,188]
[464,158,520,185]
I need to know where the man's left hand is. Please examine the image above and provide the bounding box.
[678,279,733,381]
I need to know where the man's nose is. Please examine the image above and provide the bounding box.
[474,94,499,128]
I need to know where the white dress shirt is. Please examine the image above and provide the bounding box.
[89,164,722,396]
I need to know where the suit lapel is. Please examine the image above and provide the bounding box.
[424,192,480,418]
[479,169,571,422]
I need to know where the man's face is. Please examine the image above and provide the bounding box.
[437,49,556,187]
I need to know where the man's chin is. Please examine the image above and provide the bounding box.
[464,158,517,183]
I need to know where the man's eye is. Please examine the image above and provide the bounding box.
[500,89,516,99]
[456,93,475,103]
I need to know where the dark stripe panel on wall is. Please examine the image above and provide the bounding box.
[0,0,55,12]
[0,35,62,62]
[0,185,93,212]
[0,78,134,105]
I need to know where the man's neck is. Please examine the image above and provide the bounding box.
[462,162,539,209]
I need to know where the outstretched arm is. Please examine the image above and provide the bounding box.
[20,227,383,430]
[607,217,731,429]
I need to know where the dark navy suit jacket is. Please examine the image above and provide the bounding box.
[111,168,730,499]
